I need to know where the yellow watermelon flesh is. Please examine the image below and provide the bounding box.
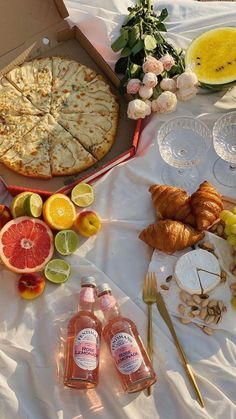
[185,27,236,86]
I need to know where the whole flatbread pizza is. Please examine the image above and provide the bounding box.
[0,57,119,178]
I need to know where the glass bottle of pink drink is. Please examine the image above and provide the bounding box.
[64,276,102,389]
[96,283,156,393]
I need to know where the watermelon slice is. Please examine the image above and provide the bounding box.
[0,217,54,273]
[185,27,236,89]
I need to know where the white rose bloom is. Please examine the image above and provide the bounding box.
[127,99,151,120]
[139,85,153,100]
[176,70,198,89]
[160,78,177,92]
[151,91,177,114]
[177,86,198,101]
[143,72,158,88]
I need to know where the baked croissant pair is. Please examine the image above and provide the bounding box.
[139,181,223,254]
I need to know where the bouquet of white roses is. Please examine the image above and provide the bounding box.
[111,0,198,119]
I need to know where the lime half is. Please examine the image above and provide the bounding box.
[24,193,43,218]
[10,191,33,218]
[55,230,79,255]
[44,259,71,283]
[71,183,94,207]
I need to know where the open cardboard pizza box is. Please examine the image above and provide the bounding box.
[0,0,141,196]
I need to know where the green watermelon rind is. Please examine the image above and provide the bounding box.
[200,80,236,91]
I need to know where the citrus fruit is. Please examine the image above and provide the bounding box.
[231,296,236,311]
[23,193,43,218]
[0,217,54,273]
[55,230,79,255]
[43,193,76,230]
[44,259,71,283]
[71,183,94,207]
[10,191,32,218]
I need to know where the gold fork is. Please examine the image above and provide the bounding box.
[142,272,157,395]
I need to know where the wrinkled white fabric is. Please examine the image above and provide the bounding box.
[1,1,236,418]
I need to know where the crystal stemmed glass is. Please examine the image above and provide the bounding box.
[213,111,236,187]
[157,116,212,191]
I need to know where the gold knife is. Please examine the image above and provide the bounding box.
[156,290,205,408]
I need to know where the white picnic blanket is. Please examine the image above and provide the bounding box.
[1,1,236,418]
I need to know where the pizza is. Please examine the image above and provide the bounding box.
[0,56,119,178]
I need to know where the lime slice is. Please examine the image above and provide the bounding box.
[24,193,43,218]
[71,183,94,207]
[10,191,33,218]
[55,230,79,255]
[44,259,71,283]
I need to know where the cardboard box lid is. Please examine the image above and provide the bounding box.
[0,0,68,58]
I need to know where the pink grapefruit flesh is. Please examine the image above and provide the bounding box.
[0,216,54,273]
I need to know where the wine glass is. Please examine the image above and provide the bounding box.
[213,111,236,187]
[157,116,212,191]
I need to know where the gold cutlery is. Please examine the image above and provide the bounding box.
[142,272,157,395]
[148,272,205,408]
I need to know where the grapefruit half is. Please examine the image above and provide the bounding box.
[0,216,54,273]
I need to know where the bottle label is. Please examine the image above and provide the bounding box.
[100,294,116,311]
[111,332,142,375]
[73,328,100,371]
[79,287,95,304]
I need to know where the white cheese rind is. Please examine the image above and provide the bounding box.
[174,249,221,295]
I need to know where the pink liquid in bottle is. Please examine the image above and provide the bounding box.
[64,276,102,389]
[97,283,156,393]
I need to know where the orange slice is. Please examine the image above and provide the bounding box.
[43,193,76,230]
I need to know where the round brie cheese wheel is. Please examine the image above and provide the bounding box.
[174,249,221,295]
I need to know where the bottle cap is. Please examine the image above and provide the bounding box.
[81,276,96,286]
[96,283,111,296]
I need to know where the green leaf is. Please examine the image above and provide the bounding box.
[144,35,157,51]
[114,57,129,75]
[156,22,167,32]
[130,63,142,77]
[128,26,140,48]
[158,8,168,22]
[132,39,144,55]
[111,31,129,52]
[121,46,132,57]
[122,11,136,27]
[153,32,164,44]
[119,76,129,95]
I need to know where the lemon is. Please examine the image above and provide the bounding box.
[24,193,43,218]
[10,191,33,218]
[55,230,79,255]
[43,193,76,230]
[44,259,71,283]
[71,183,94,207]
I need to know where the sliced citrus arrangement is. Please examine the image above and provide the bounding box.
[55,230,79,255]
[44,259,71,283]
[10,191,33,218]
[0,217,54,273]
[23,193,43,218]
[43,193,76,230]
[71,183,94,207]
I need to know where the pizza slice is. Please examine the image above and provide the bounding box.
[0,77,43,115]
[51,57,118,115]
[0,114,41,157]
[6,57,53,113]
[46,115,97,176]
[0,115,51,178]
[57,112,118,160]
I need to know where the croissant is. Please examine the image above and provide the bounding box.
[139,219,204,254]
[190,181,223,231]
[149,184,195,226]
